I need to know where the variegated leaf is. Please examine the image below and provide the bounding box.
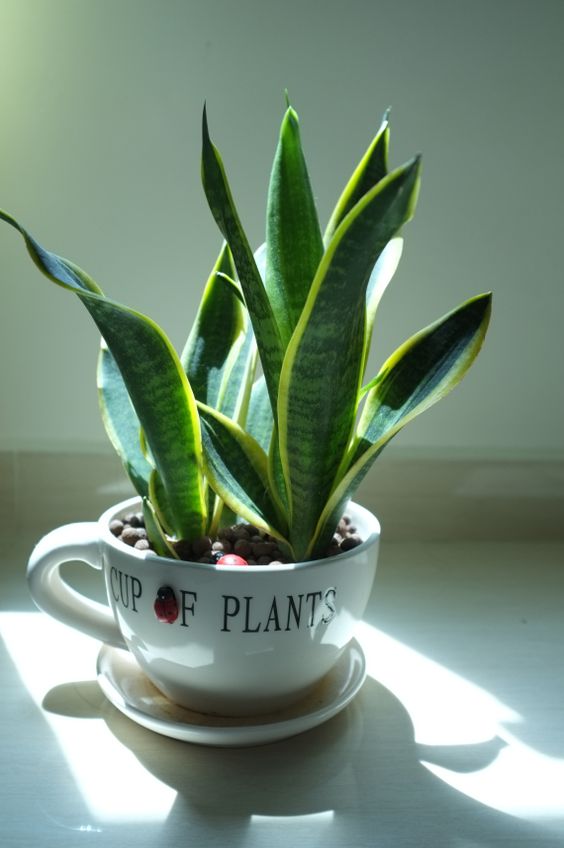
[142,496,179,559]
[201,108,284,413]
[265,104,323,347]
[1,209,206,541]
[97,341,152,498]
[324,109,390,244]
[197,401,288,543]
[312,293,493,556]
[277,158,421,559]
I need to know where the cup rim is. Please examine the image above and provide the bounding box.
[99,496,381,573]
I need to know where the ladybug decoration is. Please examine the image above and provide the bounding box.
[214,553,249,566]
[154,586,179,623]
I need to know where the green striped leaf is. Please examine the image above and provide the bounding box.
[265,104,323,347]
[324,109,390,244]
[201,108,284,412]
[181,242,256,421]
[267,428,288,517]
[181,244,240,406]
[197,401,288,542]
[147,466,177,535]
[244,376,288,516]
[352,293,493,463]
[277,158,421,559]
[245,375,274,453]
[215,272,246,305]
[254,242,267,281]
[361,236,403,380]
[218,323,256,422]
[97,342,153,498]
[1,209,207,541]
[142,496,179,559]
[311,293,493,556]
[180,242,259,534]
[206,332,258,536]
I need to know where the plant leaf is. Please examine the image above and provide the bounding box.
[181,243,242,408]
[268,428,289,516]
[142,497,179,559]
[201,108,284,412]
[197,401,288,542]
[147,466,177,535]
[97,341,153,498]
[361,236,403,379]
[180,242,259,533]
[277,158,421,559]
[215,272,246,305]
[205,333,257,536]
[244,375,274,453]
[324,109,390,244]
[254,242,267,281]
[243,376,288,516]
[265,104,324,347]
[217,321,256,422]
[1,209,207,541]
[180,242,257,422]
[312,293,493,556]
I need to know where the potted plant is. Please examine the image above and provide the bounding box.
[1,99,491,741]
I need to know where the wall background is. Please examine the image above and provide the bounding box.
[0,0,562,457]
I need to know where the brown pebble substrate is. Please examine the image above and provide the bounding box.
[110,512,363,565]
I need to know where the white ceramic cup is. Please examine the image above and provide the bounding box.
[27,496,380,716]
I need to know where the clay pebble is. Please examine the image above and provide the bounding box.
[114,513,363,565]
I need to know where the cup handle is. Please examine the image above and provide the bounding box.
[27,522,126,649]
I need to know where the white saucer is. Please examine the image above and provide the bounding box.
[96,639,366,747]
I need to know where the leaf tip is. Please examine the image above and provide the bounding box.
[478,290,493,318]
[281,100,300,138]
[472,290,493,307]
[202,101,210,142]
[406,154,423,187]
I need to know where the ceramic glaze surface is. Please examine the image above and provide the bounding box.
[96,638,367,746]
[27,497,380,716]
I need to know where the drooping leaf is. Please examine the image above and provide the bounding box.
[197,401,288,543]
[201,108,284,412]
[0,209,207,541]
[312,293,493,556]
[324,109,390,244]
[97,341,153,498]
[265,104,324,347]
[277,158,421,559]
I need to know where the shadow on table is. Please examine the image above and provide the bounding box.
[43,676,551,847]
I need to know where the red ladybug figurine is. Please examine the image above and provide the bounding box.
[216,553,248,566]
[154,586,179,623]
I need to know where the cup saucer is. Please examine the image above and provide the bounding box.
[96,639,366,747]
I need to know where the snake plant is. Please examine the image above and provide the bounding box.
[0,99,491,561]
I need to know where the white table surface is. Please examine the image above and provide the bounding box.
[1,455,563,847]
